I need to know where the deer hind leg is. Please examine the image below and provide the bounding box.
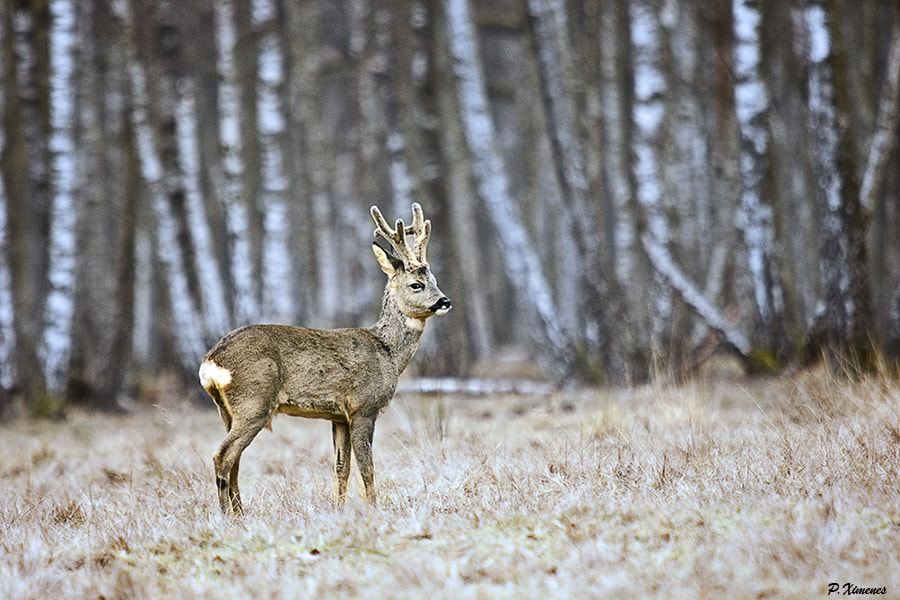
[213,429,250,516]
[213,399,272,516]
[350,416,377,504]
[332,421,352,503]
[228,454,243,515]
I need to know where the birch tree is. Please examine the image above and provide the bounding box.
[598,0,646,373]
[859,18,900,220]
[3,1,52,408]
[283,1,343,328]
[0,185,13,403]
[444,0,573,376]
[40,0,77,392]
[174,87,230,338]
[252,0,293,323]
[631,0,749,360]
[732,0,788,358]
[0,2,14,410]
[121,0,206,371]
[805,2,873,364]
[66,0,131,410]
[68,0,139,407]
[527,0,628,381]
[214,0,258,325]
[432,4,494,365]
[629,0,673,347]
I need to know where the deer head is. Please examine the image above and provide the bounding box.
[371,203,451,321]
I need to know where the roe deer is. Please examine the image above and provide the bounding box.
[199,203,451,516]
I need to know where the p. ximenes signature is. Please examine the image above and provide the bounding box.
[828,583,887,596]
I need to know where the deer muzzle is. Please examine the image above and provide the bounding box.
[430,297,452,316]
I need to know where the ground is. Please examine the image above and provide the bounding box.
[2,369,899,599]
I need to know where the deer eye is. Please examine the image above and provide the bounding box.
[410,282,424,292]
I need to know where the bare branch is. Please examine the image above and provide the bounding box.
[641,233,750,357]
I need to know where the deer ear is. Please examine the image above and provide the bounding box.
[372,242,403,276]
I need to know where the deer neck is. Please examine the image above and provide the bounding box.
[370,286,425,373]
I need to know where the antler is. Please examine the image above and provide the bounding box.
[371,203,431,267]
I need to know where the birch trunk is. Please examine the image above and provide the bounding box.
[40,0,77,392]
[859,18,900,219]
[631,0,748,360]
[0,184,13,400]
[805,2,873,364]
[253,0,293,323]
[630,0,672,346]
[732,0,788,356]
[121,0,205,371]
[67,0,130,410]
[599,0,646,371]
[174,86,229,337]
[444,0,571,375]
[282,1,341,327]
[527,0,627,381]
[0,2,14,405]
[3,1,52,408]
[214,0,258,324]
[433,5,493,363]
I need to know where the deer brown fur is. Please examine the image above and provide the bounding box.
[199,203,450,516]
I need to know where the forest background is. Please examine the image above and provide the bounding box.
[1,0,899,418]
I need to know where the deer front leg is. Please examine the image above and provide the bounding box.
[350,416,377,504]
[332,421,352,503]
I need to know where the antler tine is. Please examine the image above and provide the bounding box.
[370,205,392,238]
[413,221,431,265]
[409,203,431,265]
[370,205,416,265]
[404,203,424,234]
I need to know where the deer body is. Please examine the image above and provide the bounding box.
[200,204,450,516]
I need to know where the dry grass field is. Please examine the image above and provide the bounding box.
[2,368,900,599]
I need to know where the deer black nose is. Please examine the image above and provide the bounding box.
[430,297,452,315]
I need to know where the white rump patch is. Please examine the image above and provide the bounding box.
[199,359,233,389]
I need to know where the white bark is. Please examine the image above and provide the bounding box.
[630,0,672,340]
[599,5,636,287]
[859,18,900,217]
[120,0,205,367]
[0,0,10,391]
[253,0,293,323]
[733,0,784,326]
[0,165,14,390]
[215,0,258,324]
[663,4,711,253]
[41,0,78,391]
[131,231,153,364]
[444,0,570,367]
[805,4,853,326]
[526,0,590,214]
[631,1,749,356]
[387,133,416,215]
[132,85,205,364]
[285,1,340,327]
[174,89,230,336]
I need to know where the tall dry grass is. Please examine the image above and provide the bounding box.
[2,368,899,599]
